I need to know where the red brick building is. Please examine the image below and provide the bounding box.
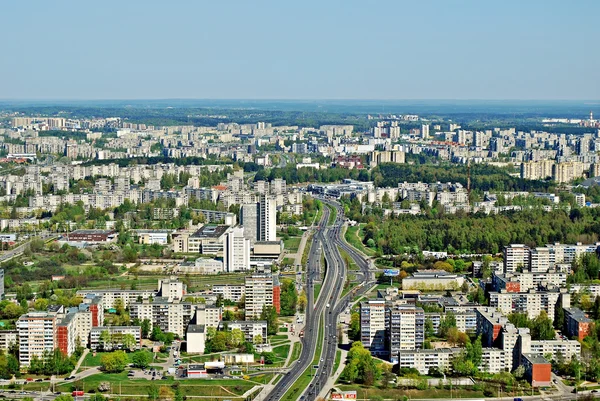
[522,353,551,387]
[565,307,593,341]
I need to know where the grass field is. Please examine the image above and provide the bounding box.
[336,385,486,400]
[326,204,337,226]
[280,317,324,401]
[344,224,375,256]
[289,342,302,366]
[313,283,322,301]
[333,349,342,374]
[337,246,359,271]
[283,237,302,253]
[55,371,256,397]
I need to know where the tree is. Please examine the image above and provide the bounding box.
[280,279,298,316]
[424,318,435,339]
[438,313,457,338]
[297,290,307,312]
[230,329,245,347]
[114,298,125,316]
[131,350,152,369]
[341,342,382,386]
[55,396,75,401]
[531,311,555,341]
[100,350,128,373]
[261,306,279,335]
[89,394,106,401]
[99,330,112,351]
[122,333,136,352]
[253,335,264,345]
[348,312,361,341]
[141,319,151,339]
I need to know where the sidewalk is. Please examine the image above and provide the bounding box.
[316,348,348,400]
[70,348,89,376]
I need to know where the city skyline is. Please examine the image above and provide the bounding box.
[2,0,598,100]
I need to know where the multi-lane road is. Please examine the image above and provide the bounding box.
[264,198,375,401]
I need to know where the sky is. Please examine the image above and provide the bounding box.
[1,0,599,100]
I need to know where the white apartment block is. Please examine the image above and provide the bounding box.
[480,347,507,373]
[223,321,268,343]
[0,331,17,352]
[223,226,250,272]
[489,289,569,320]
[89,326,142,351]
[244,274,274,319]
[387,305,424,363]
[17,312,57,366]
[77,289,155,309]
[397,348,457,375]
[529,340,580,362]
[360,301,386,356]
[504,244,530,273]
[212,285,245,303]
[158,278,186,301]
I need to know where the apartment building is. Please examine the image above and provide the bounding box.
[17,312,57,366]
[244,274,275,319]
[504,244,530,273]
[212,285,245,303]
[77,289,155,309]
[387,305,424,363]
[129,298,194,337]
[223,226,250,272]
[424,311,477,334]
[564,308,593,341]
[223,321,268,343]
[396,348,457,375]
[360,300,386,357]
[89,326,142,351]
[158,278,186,301]
[0,331,17,352]
[489,289,570,320]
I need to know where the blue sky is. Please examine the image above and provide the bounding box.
[2,0,598,100]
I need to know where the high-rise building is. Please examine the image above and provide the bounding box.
[0,269,4,299]
[244,274,274,319]
[17,312,57,366]
[241,195,277,245]
[421,124,430,139]
[504,244,530,273]
[387,305,425,363]
[360,300,386,357]
[223,226,250,272]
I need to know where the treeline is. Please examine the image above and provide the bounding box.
[372,208,600,255]
[372,163,554,192]
[254,164,370,184]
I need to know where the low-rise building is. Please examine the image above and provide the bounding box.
[89,326,142,351]
[402,271,464,291]
[223,321,267,343]
[564,308,593,341]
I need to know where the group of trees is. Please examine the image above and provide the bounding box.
[0,348,19,379]
[373,208,600,255]
[340,342,382,386]
[507,311,555,341]
[100,350,129,373]
[373,163,553,192]
[29,349,75,376]
[280,279,298,316]
[204,326,256,354]
[97,330,137,352]
[261,306,279,336]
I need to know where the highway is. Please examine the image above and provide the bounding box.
[263,205,333,401]
[264,197,376,401]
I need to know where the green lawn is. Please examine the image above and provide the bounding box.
[289,342,302,366]
[333,349,342,374]
[56,371,255,397]
[344,224,375,256]
[313,283,322,300]
[326,204,337,226]
[272,344,291,364]
[336,385,486,400]
[283,237,302,253]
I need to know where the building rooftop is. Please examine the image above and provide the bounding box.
[187,325,205,334]
[191,225,229,239]
[70,229,116,235]
[522,353,550,364]
[565,307,593,323]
